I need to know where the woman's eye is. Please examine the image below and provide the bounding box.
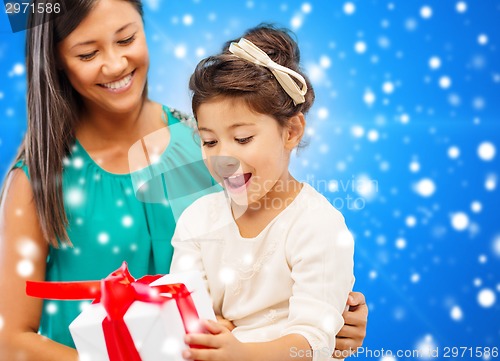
[78,51,97,61]
[235,136,254,144]
[118,35,136,45]
[202,140,218,147]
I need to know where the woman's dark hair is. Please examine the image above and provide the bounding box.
[189,24,315,130]
[0,0,144,247]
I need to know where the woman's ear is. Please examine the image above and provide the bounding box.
[284,112,306,150]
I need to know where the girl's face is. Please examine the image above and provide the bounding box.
[197,97,300,209]
[57,0,148,115]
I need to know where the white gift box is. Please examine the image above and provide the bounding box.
[69,271,216,361]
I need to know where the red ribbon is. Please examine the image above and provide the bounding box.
[26,262,204,361]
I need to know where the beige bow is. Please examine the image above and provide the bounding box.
[228,38,307,105]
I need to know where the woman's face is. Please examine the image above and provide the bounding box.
[57,0,148,115]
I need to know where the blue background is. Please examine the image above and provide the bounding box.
[1,1,499,359]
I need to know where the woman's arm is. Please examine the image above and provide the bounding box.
[0,170,78,361]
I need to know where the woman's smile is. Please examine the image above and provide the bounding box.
[98,69,136,93]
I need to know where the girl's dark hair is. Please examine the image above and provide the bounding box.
[0,0,144,247]
[189,24,315,130]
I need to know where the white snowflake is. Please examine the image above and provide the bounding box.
[98,232,109,245]
[122,215,133,227]
[219,267,236,285]
[11,63,25,76]
[493,235,500,257]
[395,238,406,249]
[415,334,437,358]
[354,41,367,54]
[351,125,365,138]
[451,212,469,231]
[317,107,329,119]
[174,44,187,59]
[405,18,418,31]
[382,81,394,94]
[420,5,433,19]
[73,157,84,169]
[301,3,312,14]
[66,188,84,207]
[477,34,488,45]
[485,174,497,191]
[473,97,485,110]
[195,47,205,57]
[319,55,331,69]
[17,260,34,277]
[363,90,375,105]
[456,1,467,13]
[406,215,417,227]
[448,146,460,159]
[17,238,39,259]
[356,175,377,200]
[378,36,390,49]
[414,178,436,197]
[429,56,441,69]
[400,113,410,124]
[477,142,496,161]
[471,201,482,213]
[328,180,339,192]
[46,302,58,315]
[439,76,452,89]
[290,14,303,30]
[409,160,420,173]
[182,14,193,26]
[343,2,355,15]
[381,356,396,361]
[477,288,496,308]
[367,130,379,142]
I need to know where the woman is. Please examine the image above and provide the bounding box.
[0,1,367,360]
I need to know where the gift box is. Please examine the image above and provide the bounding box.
[26,262,216,361]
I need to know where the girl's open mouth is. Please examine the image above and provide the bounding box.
[223,173,252,191]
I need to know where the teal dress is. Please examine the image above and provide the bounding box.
[14,106,220,347]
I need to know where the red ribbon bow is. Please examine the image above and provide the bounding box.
[26,262,203,361]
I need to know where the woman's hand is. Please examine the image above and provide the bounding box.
[333,291,368,359]
[215,314,235,331]
[183,319,248,361]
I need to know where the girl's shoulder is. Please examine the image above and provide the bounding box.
[287,183,348,231]
[174,190,228,238]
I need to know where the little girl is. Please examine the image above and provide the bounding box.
[170,25,354,361]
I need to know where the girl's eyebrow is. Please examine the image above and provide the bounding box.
[198,123,255,132]
[229,122,255,129]
[71,22,136,49]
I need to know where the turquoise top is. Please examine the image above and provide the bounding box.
[14,106,220,347]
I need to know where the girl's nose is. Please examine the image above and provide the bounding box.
[211,155,240,177]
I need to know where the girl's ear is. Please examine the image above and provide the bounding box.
[284,112,306,150]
